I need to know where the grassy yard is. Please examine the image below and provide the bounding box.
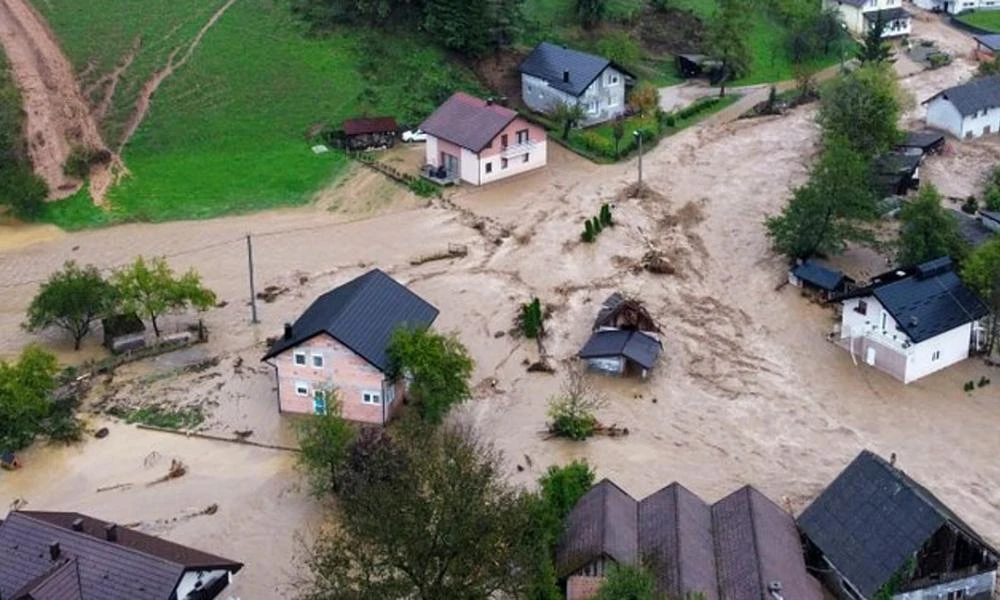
[956,10,1000,33]
[35,0,480,229]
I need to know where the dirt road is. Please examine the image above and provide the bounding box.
[0,0,110,199]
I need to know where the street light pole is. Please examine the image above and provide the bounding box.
[633,130,643,188]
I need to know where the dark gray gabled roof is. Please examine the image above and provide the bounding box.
[519,42,633,97]
[799,451,998,599]
[419,92,519,152]
[898,130,945,151]
[262,269,439,371]
[924,75,1000,117]
[791,261,847,292]
[950,210,994,248]
[555,479,638,578]
[579,330,662,370]
[975,33,1000,52]
[0,511,242,600]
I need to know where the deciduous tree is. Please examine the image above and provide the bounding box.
[576,0,608,28]
[387,327,474,423]
[25,261,116,350]
[708,0,752,97]
[818,64,902,157]
[897,184,967,267]
[0,346,58,451]
[112,256,217,337]
[549,100,586,140]
[962,238,1000,355]
[547,365,607,440]
[593,564,659,600]
[538,460,595,521]
[295,390,356,495]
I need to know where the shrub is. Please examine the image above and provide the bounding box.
[600,203,613,226]
[538,460,596,520]
[628,82,660,117]
[578,131,615,158]
[596,32,641,71]
[0,165,47,220]
[583,219,595,242]
[985,187,1000,211]
[978,376,991,387]
[665,114,677,127]
[409,178,440,198]
[592,216,603,233]
[964,380,975,392]
[547,366,607,441]
[521,297,544,338]
[64,146,95,179]
[677,97,721,120]
[963,195,980,214]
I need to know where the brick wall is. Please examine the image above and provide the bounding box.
[566,575,606,600]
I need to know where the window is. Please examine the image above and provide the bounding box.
[986,125,992,135]
[523,153,530,163]
[932,350,941,361]
[855,300,868,315]
[966,131,974,140]
[313,391,327,415]
[294,351,306,366]
[516,129,529,144]
[295,381,309,396]
[501,134,508,148]
[362,391,381,405]
[946,590,965,600]
[501,157,508,169]
[880,311,888,331]
[485,161,493,174]
[611,74,619,84]
[312,354,324,369]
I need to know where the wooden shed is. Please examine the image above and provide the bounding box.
[342,117,398,151]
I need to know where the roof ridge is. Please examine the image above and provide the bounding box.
[671,483,684,598]
[741,486,769,599]
[932,274,979,322]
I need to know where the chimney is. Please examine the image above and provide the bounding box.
[562,70,570,83]
[49,542,61,560]
[104,523,118,542]
[890,452,897,467]
[283,323,293,340]
[768,581,784,600]
[71,518,84,532]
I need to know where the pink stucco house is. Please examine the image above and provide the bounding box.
[420,92,547,186]
[261,269,438,424]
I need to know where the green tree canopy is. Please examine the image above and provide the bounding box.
[857,12,894,64]
[0,346,59,451]
[897,184,967,267]
[549,100,586,140]
[576,0,608,28]
[708,0,752,97]
[962,238,1000,355]
[818,64,902,157]
[25,261,117,350]
[593,564,660,600]
[538,460,595,522]
[387,327,474,423]
[111,256,217,337]
[295,391,356,496]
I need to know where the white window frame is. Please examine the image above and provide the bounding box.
[932,350,941,361]
[311,353,324,369]
[293,351,307,366]
[362,391,382,405]
[295,381,309,396]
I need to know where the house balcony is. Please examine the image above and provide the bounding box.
[837,323,915,356]
[500,140,539,158]
[420,165,459,186]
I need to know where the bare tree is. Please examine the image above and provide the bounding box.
[547,364,608,440]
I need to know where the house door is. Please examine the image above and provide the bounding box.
[440,152,458,176]
[313,391,327,415]
[865,347,877,366]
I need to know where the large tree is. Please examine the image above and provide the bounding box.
[897,184,967,267]
[766,140,876,259]
[708,0,752,97]
[549,100,586,140]
[300,425,547,600]
[24,261,117,350]
[387,327,473,423]
[295,391,356,495]
[594,565,660,600]
[962,238,1000,355]
[111,256,216,337]
[423,0,524,57]
[856,11,894,64]
[818,64,902,157]
[576,0,608,28]
[0,346,59,451]
[538,460,595,521]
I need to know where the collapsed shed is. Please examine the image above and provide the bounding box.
[896,129,946,155]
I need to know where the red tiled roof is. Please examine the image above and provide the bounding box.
[342,117,397,136]
[419,92,518,152]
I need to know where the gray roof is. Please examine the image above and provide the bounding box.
[0,511,242,600]
[639,483,718,600]
[791,261,847,292]
[898,130,945,150]
[419,92,518,152]
[579,330,662,370]
[982,210,1000,226]
[593,293,625,330]
[975,33,1000,52]
[262,268,439,370]
[863,7,909,22]
[519,42,627,97]
[555,479,638,577]
[950,210,994,248]
[924,75,1000,117]
[799,451,998,598]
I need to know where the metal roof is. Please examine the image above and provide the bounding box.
[418,92,518,152]
[342,117,397,136]
[791,261,846,292]
[924,75,1000,117]
[898,130,945,150]
[975,33,1000,52]
[0,511,242,600]
[262,268,439,371]
[799,451,998,598]
[950,210,994,248]
[519,42,623,97]
[578,330,662,370]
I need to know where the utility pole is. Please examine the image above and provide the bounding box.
[246,234,259,324]
[633,130,643,189]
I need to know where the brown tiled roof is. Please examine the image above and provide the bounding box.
[555,479,638,577]
[342,117,397,136]
[639,483,719,600]
[0,511,242,600]
[419,92,519,152]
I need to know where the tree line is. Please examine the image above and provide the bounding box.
[0,53,47,221]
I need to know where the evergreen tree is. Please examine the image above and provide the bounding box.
[857,11,894,64]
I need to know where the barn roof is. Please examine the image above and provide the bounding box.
[555,479,639,577]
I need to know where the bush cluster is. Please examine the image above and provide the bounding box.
[581,203,614,243]
[677,97,721,121]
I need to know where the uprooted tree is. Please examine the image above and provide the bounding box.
[24,261,117,350]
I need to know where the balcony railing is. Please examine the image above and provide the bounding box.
[848,323,915,355]
[501,140,538,157]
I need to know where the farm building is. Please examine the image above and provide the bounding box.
[419,92,547,186]
[0,510,243,600]
[896,130,946,155]
[833,257,989,383]
[341,117,397,151]
[974,34,1000,61]
[579,293,662,378]
[800,450,999,600]
[557,479,823,600]
[874,152,922,196]
[823,0,910,38]
[519,42,634,127]
[675,53,722,80]
[788,260,852,299]
[101,313,146,353]
[262,268,438,423]
[924,76,1000,140]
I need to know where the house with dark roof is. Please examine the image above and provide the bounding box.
[578,293,662,378]
[556,479,822,600]
[823,0,910,38]
[419,92,547,186]
[833,257,989,383]
[799,450,998,600]
[924,76,1000,141]
[519,42,634,127]
[0,510,243,600]
[261,268,438,422]
[788,260,852,299]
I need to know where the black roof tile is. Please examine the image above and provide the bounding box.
[519,42,622,97]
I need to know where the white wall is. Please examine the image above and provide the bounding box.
[905,322,974,383]
[478,142,548,184]
[926,97,965,138]
[952,0,1000,12]
[894,570,996,600]
[459,147,479,185]
[959,105,1000,139]
[174,569,232,599]
[425,136,438,166]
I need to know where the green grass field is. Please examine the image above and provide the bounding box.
[956,10,1000,32]
[35,0,480,229]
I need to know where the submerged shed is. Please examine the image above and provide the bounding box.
[788,261,851,299]
[579,330,662,378]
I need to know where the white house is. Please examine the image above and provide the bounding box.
[519,42,634,127]
[915,0,1000,13]
[835,257,988,383]
[924,76,1000,140]
[824,0,911,37]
